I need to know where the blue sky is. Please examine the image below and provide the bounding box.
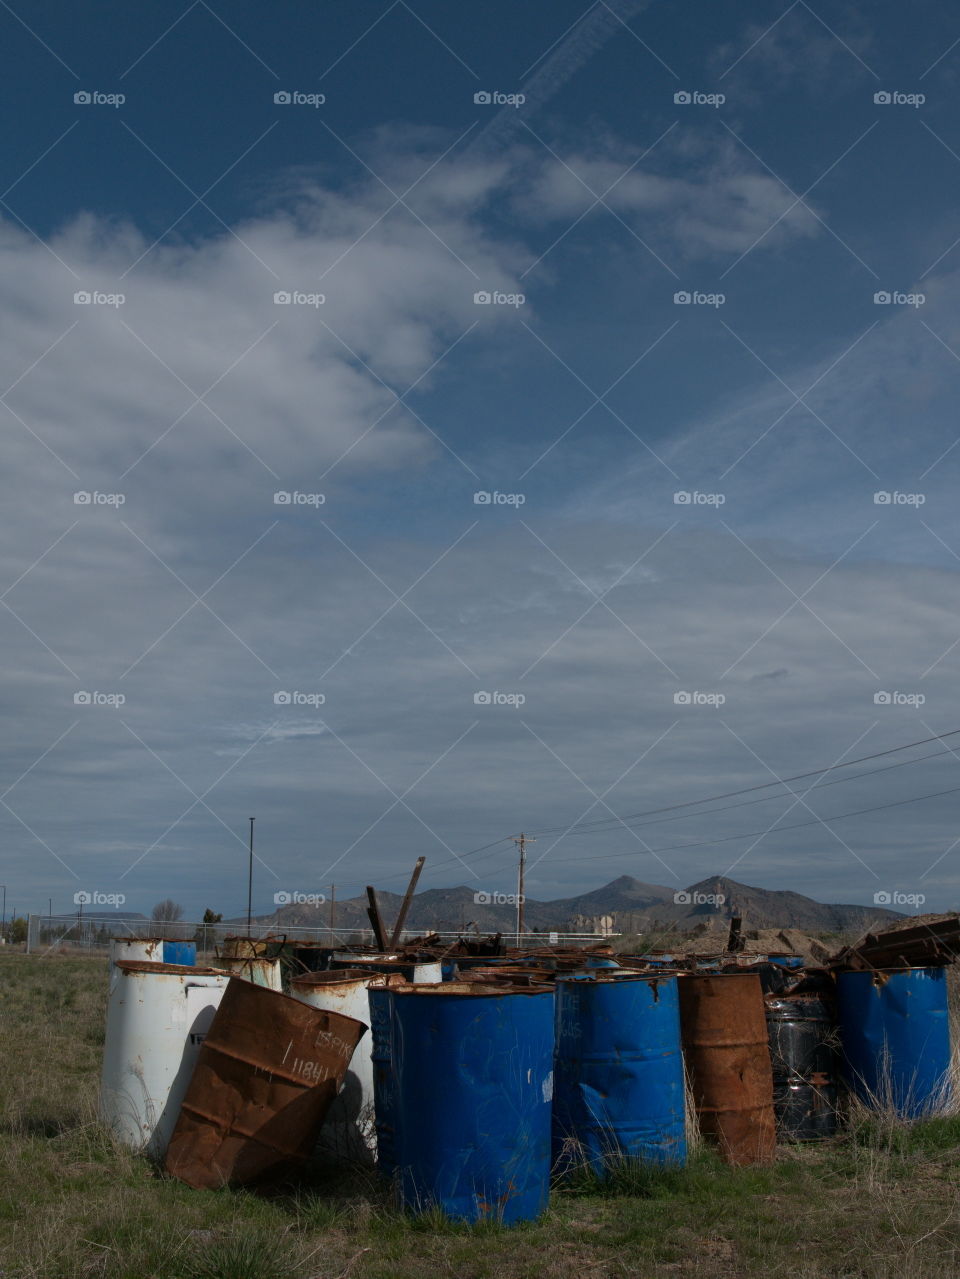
[3,0,960,922]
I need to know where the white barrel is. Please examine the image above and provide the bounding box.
[99,960,229,1158]
[109,937,165,990]
[214,956,283,990]
[289,968,393,1161]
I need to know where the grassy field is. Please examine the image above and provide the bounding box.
[1,955,959,1279]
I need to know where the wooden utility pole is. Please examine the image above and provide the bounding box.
[512,833,535,946]
[390,856,425,948]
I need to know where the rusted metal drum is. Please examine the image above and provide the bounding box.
[215,955,283,990]
[290,968,401,1161]
[678,973,776,1165]
[164,978,366,1188]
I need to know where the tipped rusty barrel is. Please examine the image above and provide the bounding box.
[164,977,366,1188]
[678,973,776,1165]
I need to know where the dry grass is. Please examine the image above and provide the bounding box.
[1,955,960,1278]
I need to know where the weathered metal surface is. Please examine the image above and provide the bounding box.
[372,983,555,1223]
[162,939,196,967]
[765,994,837,1140]
[215,955,283,990]
[678,973,776,1165]
[766,995,836,1081]
[290,969,402,1161]
[772,1078,837,1140]
[108,937,165,990]
[99,960,229,1158]
[288,942,335,975]
[836,967,952,1117]
[220,935,270,959]
[331,954,442,983]
[164,978,366,1188]
[554,974,685,1173]
[831,918,960,971]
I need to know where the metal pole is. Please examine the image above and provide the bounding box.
[329,883,335,941]
[0,884,5,941]
[512,833,535,949]
[247,817,255,936]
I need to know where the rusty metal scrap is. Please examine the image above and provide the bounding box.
[164,976,366,1189]
[829,916,960,971]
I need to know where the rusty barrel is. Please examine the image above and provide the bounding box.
[678,972,776,1165]
[164,977,366,1188]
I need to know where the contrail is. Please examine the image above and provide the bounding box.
[466,0,654,157]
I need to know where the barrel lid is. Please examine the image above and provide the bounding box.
[113,960,224,976]
[387,981,553,996]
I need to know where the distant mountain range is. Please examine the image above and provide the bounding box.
[249,874,903,937]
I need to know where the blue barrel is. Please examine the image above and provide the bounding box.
[553,973,686,1173]
[162,940,195,966]
[584,956,621,970]
[372,984,555,1223]
[837,968,952,1117]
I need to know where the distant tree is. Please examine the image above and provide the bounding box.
[151,899,184,923]
[9,917,27,944]
[202,908,222,923]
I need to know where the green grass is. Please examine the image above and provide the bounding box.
[2,955,960,1278]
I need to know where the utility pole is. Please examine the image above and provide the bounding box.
[329,883,336,939]
[512,833,535,948]
[246,817,255,936]
[0,885,5,941]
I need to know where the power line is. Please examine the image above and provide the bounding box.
[537,779,960,868]
[524,727,960,840]
[306,727,960,893]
